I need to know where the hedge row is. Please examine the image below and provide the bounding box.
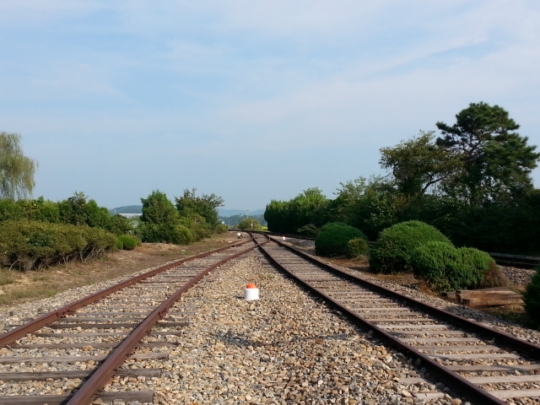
[117,235,141,250]
[0,220,118,270]
[0,196,133,235]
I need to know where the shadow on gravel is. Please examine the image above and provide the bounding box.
[213,330,356,347]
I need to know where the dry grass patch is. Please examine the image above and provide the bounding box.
[0,233,238,307]
[0,269,15,286]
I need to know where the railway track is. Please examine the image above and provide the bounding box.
[257,235,540,404]
[0,237,264,405]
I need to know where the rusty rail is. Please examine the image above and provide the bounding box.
[0,239,250,348]
[67,242,259,405]
[257,237,540,405]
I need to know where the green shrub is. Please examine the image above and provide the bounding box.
[457,247,496,287]
[215,223,229,234]
[238,218,261,231]
[0,220,117,270]
[80,226,117,261]
[107,214,134,235]
[57,224,88,262]
[369,220,452,274]
[297,224,319,237]
[524,266,540,327]
[0,199,22,221]
[117,235,140,250]
[178,214,212,241]
[186,222,211,241]
[346,238,369,259]
[116,238,124,250]
[411,242,500,292]
[171,225,194,245]
[410,242,462,292]
[0,221,64,270]
[137,223,161,243]
[315,222,367,257]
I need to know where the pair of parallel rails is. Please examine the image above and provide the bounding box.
[0,237,264,405]
[257,235,540,404]
[1,232,540,404]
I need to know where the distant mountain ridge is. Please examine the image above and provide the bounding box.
[109,205,142,214]
[109,205,264,217]
[218,208,265,217]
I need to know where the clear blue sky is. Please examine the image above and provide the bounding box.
[1,1,539,210]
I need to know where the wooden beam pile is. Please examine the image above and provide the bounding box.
[442,287,523,307]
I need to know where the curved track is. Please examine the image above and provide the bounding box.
[0,237,261,405]
[256,235,540,404]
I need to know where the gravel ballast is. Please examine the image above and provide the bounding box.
[4,242,540,404]
[105,252,464,404]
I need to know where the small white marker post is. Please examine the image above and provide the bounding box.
[244,283,259,300]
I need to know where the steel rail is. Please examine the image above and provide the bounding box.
[66,241,262,405]
[0,239,251,348]
[273,238,540,358]
[255,238,539,405]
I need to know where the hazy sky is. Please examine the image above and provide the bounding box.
[1,1,539,210]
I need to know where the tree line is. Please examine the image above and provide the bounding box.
[219,214,267,227]
[265,102,540,254]
[0,132,229,269]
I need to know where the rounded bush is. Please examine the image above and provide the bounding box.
[215,223,229,234]
[410,241,457,291]
[369,220,452,274]
[171,225,194,245]
[457,248,506,289]
[411,242,500,292]
[117,235,140,250]
[524,267,540,327]
[116,238,124,250]
[346,238,369,259]
[238,218,261,231]
[315,222,367,257]
[81,227,118,260]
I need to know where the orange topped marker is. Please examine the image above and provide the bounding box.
[244,283,260,300]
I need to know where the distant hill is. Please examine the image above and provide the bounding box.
[109,205,142,214]
[218,208,265,217]
[109,206,264,217]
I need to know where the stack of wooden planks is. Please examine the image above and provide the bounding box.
[442,287,523,307]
